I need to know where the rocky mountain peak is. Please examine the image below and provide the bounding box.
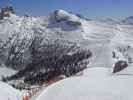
[0,6,15,19]
[122,16,133,25]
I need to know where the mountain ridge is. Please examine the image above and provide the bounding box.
[0,9,133,86]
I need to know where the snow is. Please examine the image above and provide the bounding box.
[81,19,133,67]
[1,9,133,100]
[1,9,133,69]
[52,9,80,22]
[36,67,133,100]
[0,81,22,100]
[0,67,16,80]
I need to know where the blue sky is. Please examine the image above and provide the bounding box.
[0,0,133,18]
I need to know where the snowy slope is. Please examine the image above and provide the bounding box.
[0,9,133,100]
[0,67,16,80]
[82,18,133,67]
[36,67,133,100]
[0,81,22,100]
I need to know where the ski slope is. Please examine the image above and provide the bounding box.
[0,81,22,100]
[36,67,133,100]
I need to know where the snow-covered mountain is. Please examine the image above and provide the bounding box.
[122,16,133,25]
[0,9,133,77]
[0,9,84,70]
[1,8,133,100]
